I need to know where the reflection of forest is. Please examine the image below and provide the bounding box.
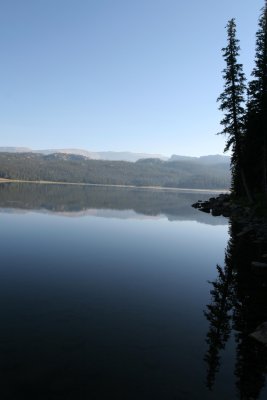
[205,219,267,399]
[0,183,227,224]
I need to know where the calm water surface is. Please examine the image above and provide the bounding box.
[0,183,266,399]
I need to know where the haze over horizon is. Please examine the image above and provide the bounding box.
[0,0,263,156]
[0,146,231,162]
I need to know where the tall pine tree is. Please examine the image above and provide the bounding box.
[217,19,252,201]
[245,1,267,197]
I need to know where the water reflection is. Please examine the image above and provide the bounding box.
[0,182,230,398]
[0,182,227,224]
[205,219,267,399]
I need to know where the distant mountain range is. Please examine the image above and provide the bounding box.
[0,147,230,164]
[168,154,230,164]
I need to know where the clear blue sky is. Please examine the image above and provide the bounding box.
[0,0,264,156]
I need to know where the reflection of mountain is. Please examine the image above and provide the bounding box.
[0,183,227,224]
[204,220,267,399]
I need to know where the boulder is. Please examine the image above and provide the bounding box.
[252,261,267,268]
[212,208,222,216]
[250,322,267,345]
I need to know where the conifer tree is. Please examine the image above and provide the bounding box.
[217,19,252,201]
[246,1,267,196]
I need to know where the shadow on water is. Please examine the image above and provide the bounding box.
[204,218,267,399]
[0,182,227,224]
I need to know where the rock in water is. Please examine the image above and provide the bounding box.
[250,322,267,344]
[251,261,267,269]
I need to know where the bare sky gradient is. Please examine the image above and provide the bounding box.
[0,0,264,156]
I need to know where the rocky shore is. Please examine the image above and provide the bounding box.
[193,193,245,217]
[192,193,267,243]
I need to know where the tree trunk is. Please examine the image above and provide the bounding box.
[240,166,253,204]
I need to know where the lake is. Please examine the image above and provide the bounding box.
[0,183,266,399]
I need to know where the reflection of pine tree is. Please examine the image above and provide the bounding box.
[204,218,267,398]
[204,247,235,389]
[231,220,267,400]
[234,331,267,400]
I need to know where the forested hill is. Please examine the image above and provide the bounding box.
[0,152,230,189]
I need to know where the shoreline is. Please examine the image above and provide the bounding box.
[193,193,267,252]
[0,178,229,193]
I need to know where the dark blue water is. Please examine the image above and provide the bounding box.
[0,183,266,399]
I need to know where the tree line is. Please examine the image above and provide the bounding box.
[0,152,230,190]
[218,1,267,202]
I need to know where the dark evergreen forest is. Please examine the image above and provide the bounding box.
[0,152,230,190]
[218,2,267,202]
